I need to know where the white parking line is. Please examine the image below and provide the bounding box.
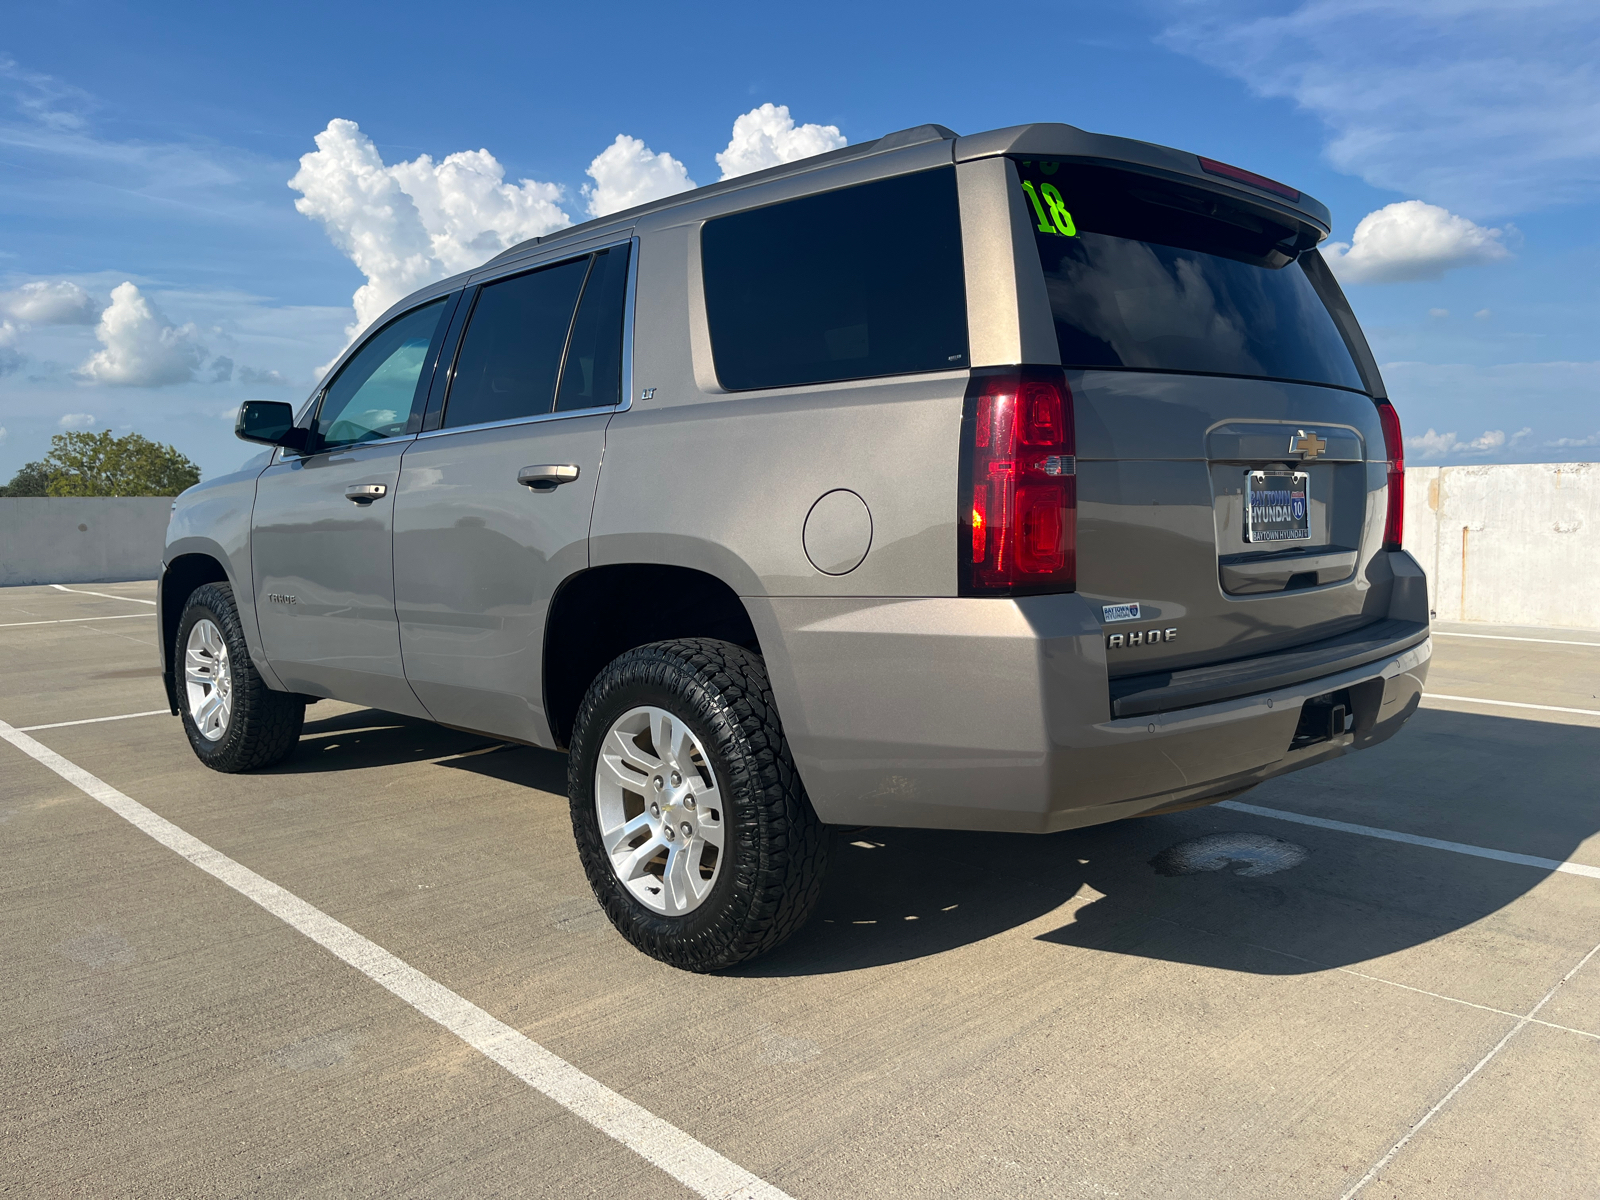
[0,614,152,629]
[0,717,792,1200]
[1423,693,1600,718]
[1163,916,1600,1043]
[1340,938,1600,1199]
[18,710,170,732]
[1433,631,1600,648]
[1218,801,1600,880]
[49,584,157,606]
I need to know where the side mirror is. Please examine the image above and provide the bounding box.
[236,401,309,452]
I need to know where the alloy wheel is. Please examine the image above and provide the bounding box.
[184,618,233,742]
[594,705,725,915]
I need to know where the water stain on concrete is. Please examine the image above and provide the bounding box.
[54,926,136,969]
[756,1024,821,1064]
[1150,832,1308,879]
[268,1032,358,1071]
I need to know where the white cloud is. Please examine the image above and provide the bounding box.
[1324,201,1510,284]
[387,146,569,273]
[58,412,96,428]
[238,365,288,386]
[716,104,846,181]
[1428,308,1449,318]
[0,279,97,324]
[74,281,207,387]
[1475,309,1493,320]
[1407,427,1509,458]
[1469,429,1507,452]
[1407,428,1456,458]
[0,426,7,443]
[583,134,695,218]
[0,53,93,133]
[289,119,571,341]
[1546,431,1600,448]
[1,55,250,207]
[0,319,20,376]
[1158,1,1600,216]
[1379,360,1600,462]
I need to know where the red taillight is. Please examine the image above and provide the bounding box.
[961,367,1076,596]
[1376,399,1404,549]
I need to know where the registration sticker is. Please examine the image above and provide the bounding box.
[1245,471,1310,543]
[1102,603,1141,623]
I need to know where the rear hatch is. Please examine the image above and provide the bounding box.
[1009,157,1392,680]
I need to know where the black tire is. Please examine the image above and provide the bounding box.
[175,582,304,773]
[567,638,828,971]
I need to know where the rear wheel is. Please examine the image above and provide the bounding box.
[176,583,304,772]
[568,638,828,971]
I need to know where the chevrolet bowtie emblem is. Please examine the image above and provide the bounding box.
[1291,430,1327,458]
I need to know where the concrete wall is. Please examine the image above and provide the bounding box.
[2,471,1596,626]
[0,497,172,586]
[1404,462,1599,629]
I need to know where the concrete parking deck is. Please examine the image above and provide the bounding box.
[3,583,1597,1198]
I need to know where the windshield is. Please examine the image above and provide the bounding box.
[1012,159,1363,391]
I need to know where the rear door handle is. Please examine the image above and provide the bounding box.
[518,464,580,490]
[344,484,388,504]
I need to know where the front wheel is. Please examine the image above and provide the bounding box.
[175,582,304,772]
[568,638,828,971]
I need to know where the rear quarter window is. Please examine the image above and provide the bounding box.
[1013,159,1364,391]
[701,168,969,391]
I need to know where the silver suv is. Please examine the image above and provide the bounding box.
[161,121,1430,970]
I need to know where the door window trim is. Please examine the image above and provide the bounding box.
[419,235,639,442]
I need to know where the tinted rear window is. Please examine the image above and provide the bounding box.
[556,244,630,412]
[701,168,969,391]
[1013,159,1363,391]
[444,257,589,429]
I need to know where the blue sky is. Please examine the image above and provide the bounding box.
[2,0,1597,481]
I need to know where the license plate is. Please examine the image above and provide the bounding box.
[1245,471,1309,543]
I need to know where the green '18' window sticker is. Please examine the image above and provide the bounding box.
[1021,179,1076,237]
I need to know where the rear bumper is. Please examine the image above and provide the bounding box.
[747,555,1430,833]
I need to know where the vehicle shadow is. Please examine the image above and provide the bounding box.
[262,705,570,795]
[261,704,1599,981]
[739,709,1600,977]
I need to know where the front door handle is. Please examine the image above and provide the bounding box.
[344,484,388,504]
[518,464,580,491]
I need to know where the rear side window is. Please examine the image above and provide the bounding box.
[556,244,631,412]
[701,168,969,391]
[444,257,590,429]
[1012,159,1363,391]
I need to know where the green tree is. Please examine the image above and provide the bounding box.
[0,460,58,496]
[41,430,201,497]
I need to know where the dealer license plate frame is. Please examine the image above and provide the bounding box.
[1244,470,1311,544]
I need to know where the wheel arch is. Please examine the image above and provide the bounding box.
[159,551,233,714]
[543,563,760,749]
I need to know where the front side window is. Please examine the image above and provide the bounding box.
[316,298,449,450]
[443,257,590,429]
[1012,159,1363,391]
[701,168,969,391]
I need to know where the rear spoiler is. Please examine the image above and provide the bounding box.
[955,123,1332,243]
[956,122,1388,397]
